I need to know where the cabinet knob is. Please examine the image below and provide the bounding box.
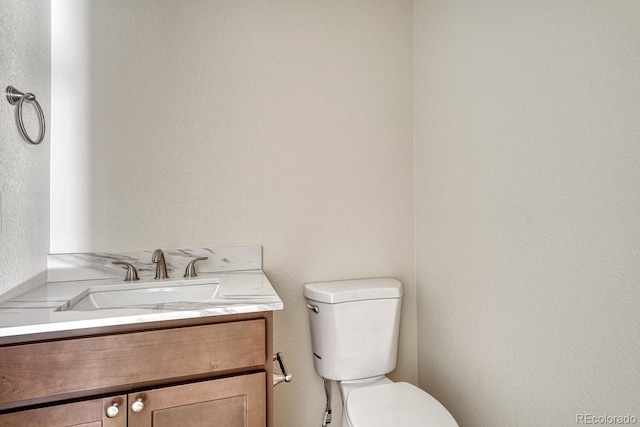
[106,403,119,418]
[131,398,145,413]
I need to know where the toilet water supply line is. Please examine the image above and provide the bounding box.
[323,378,332,426]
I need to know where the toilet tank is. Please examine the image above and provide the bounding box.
[303,278,403,381]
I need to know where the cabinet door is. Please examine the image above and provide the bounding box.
[0,395,126,427]
[128,373,266,427]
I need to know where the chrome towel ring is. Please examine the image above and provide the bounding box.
[5,86,45,145]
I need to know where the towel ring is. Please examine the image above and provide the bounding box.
[5,86,45,145]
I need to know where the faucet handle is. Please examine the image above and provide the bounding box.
[184,257,208,278]
[112,261,140,282]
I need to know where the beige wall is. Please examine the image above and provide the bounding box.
[415,1,640,426]
[0,0,50,301]
[51,1,415,426]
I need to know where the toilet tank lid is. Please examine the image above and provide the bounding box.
[303,278,402,304]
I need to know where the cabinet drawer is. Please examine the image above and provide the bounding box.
[0,320,265,408]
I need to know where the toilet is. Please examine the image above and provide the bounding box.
[304,278,458,427]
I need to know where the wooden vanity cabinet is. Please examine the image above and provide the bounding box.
[0,312,274,427]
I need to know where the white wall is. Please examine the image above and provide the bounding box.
[0,0,50,301]
[415,1,640,426]
[51,1,415,426]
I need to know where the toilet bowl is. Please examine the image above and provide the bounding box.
[304,278,458,427]
[340,377,458,427]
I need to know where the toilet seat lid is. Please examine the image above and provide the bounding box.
[345,382,458,427]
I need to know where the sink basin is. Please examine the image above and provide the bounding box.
[56,278,220,311]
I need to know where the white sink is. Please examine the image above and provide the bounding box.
[56,278,220,311]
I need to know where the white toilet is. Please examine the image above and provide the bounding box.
[304,278,458,427]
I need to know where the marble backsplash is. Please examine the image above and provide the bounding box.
[48,246,262,283]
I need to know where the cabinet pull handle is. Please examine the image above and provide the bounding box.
[105,403,119,418]
[273,352,293,386]
[131,398,145,413]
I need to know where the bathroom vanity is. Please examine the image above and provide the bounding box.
[0,246,283,427]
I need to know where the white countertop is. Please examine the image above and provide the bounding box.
[0,270,283,343]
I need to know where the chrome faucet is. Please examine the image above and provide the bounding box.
[152,249,169,279]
